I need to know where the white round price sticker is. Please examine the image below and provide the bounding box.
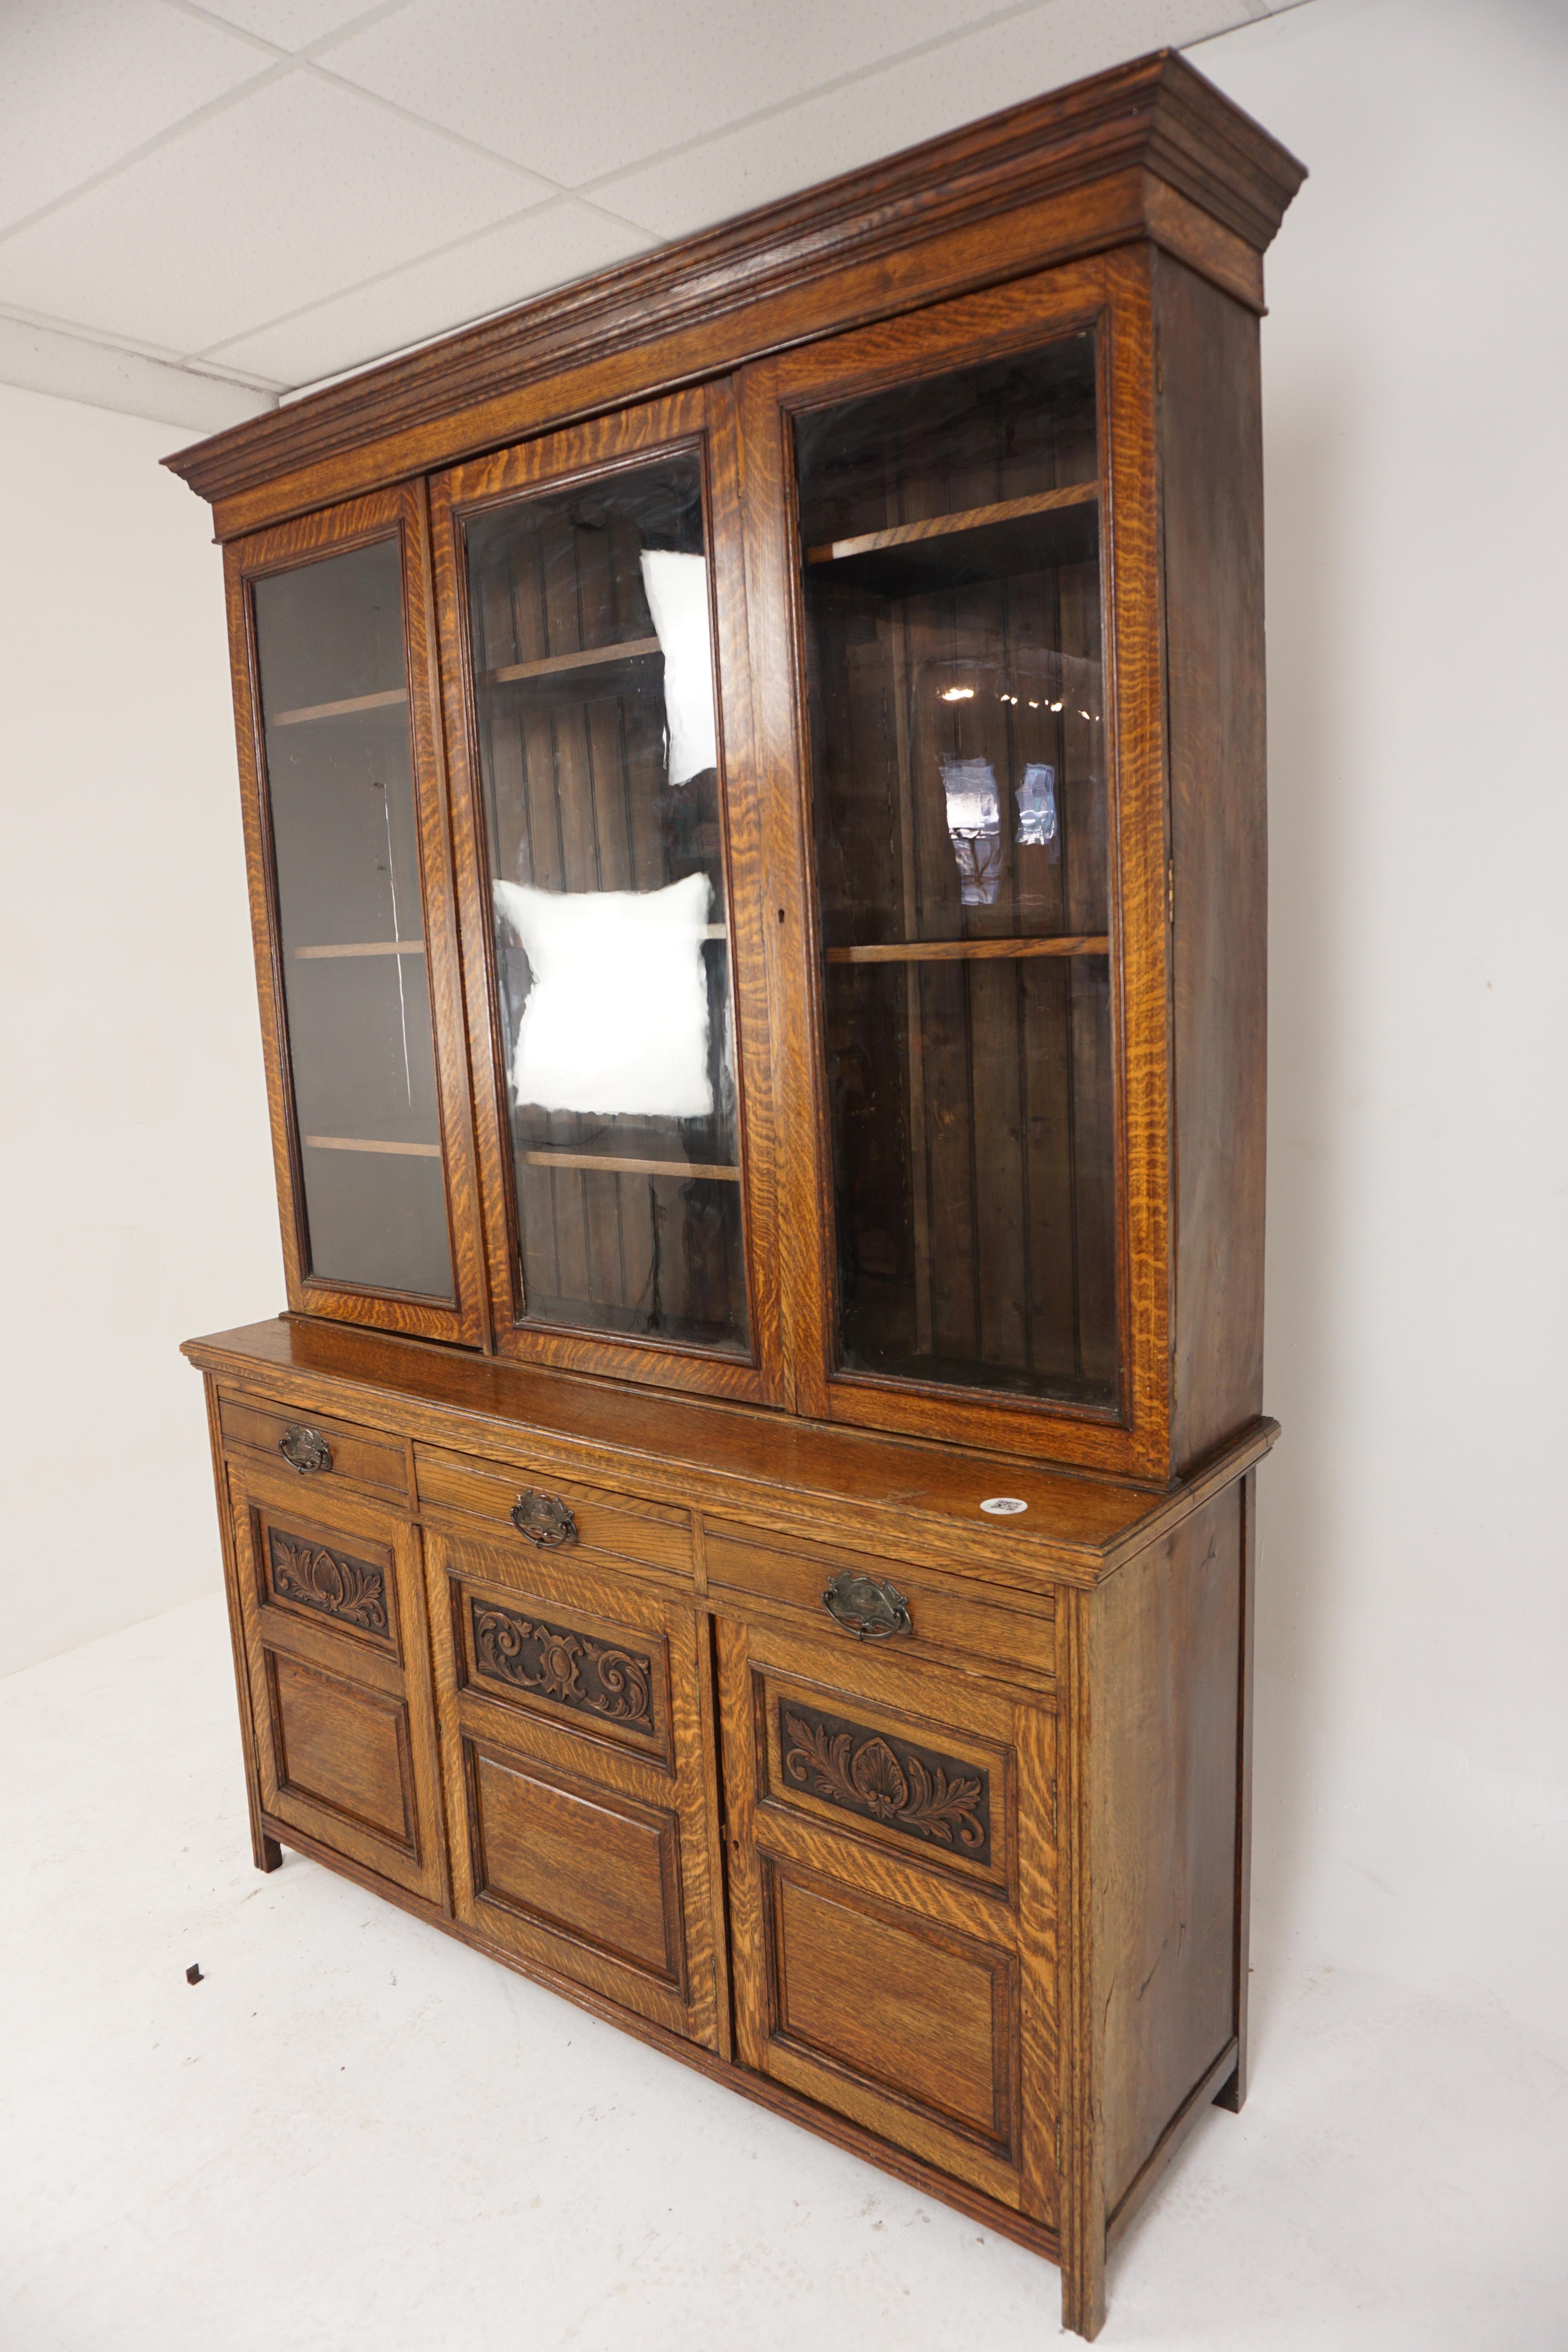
[980,1496,1028,1516]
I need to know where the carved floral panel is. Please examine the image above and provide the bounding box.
[267,1527,390,1639]
[778,1699,991,1865]
[469,1596,656,1737]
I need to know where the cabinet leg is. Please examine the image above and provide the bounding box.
[1216,1466,1257,2121]
[1214,2051,1246,2113]
[1060,2236,1106,2341]
[256,1832,283,1874]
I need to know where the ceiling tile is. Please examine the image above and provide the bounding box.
[0,312,278,431]
[0,69,551,358]
[0,0,270,235]
[318,0,1013,189]
[193,0,401,47]
[596,0,1267,238]
[203,198,658,385]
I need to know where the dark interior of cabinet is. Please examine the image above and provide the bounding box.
[463,459,748,1356]
[796,339,1119,1407]
[252,538,454,1301]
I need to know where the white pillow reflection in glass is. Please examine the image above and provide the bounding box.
[640,549,717,786]
[492,873,714,1120]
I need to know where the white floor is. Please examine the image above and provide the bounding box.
[2,1597,1564,2352]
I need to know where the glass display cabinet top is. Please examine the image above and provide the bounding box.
[252,537,454,1302]
[463,450,749,1358]
[795,335,1119,1411]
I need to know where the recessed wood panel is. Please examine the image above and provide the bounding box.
[454,1575,671,1761]
[766,1862,1013,2150]
[777,1697,992,1866]
[1089,1486,1243,2214]
[467,1739,683,1986]
[247,1492,402,1661]
[264,1521,393,1645]
[267,1650,416,1852]
[758,1666,1013,1898]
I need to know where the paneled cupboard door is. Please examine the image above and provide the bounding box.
[740,255,1171,1479]
[432,390,783,1404]
[715,1606,1058,2226]
[226,485,487,1345]
[226,1457,448,1909]
[423,1529,729,2053]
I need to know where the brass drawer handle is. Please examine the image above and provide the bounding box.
[822,1570,913,1641]
[278,1424,332,1475]
[510,1489,579,1547]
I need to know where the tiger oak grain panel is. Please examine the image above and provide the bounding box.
[467,1741,683,1985]
[767,1861,1014,2149]
[1088,1486,1243,2217]
[1154,251,1269,1469]
[268,1650,416,1851]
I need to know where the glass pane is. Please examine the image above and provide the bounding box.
[795,336,1117,1408]
[252,538,454,1300]
[465,453,748,1356]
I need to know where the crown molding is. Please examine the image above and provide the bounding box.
[165,49,1304,522]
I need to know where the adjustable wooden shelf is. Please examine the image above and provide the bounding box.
[825,935,1109,963]
[169,51,1302,2337]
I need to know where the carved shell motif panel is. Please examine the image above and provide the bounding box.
[267,1527,391,1642]
[778,1699,991,1866]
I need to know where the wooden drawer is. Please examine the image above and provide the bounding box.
[220,1389,407,1502]
[704,1522,1054,1686]
[414,1444,692,1582]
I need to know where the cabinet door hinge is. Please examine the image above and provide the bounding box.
[1052,1779,1058,1840]
[1166,855,1175,927]
[1056,2113,1063,2171]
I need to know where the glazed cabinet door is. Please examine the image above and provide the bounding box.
[424,1528,728,2053]
[715,1604,1058,2226]
[227,486,486,1345]
[739,253,1171,1478]
[430,387,782,1405]
[226,1457,447,1908]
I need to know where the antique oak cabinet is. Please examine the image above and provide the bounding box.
[170,53,1301,2337]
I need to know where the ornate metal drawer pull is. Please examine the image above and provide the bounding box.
[510,1489,579,1547]
[821,1569,913,1641]
[278,1423,332,1475]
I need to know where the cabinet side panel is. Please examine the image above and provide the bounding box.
[1087,1483,1241,2215]
[1156,256,1267,1468]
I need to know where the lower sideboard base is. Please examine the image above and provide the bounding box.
[193,1330,1273,2341]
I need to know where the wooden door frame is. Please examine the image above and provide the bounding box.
[736,249,1173,1481]
[428,387,787,1406]
[224,482,489,1347]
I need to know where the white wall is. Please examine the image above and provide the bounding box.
[0,385,282,1675]
[1196,0,1568,2042]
